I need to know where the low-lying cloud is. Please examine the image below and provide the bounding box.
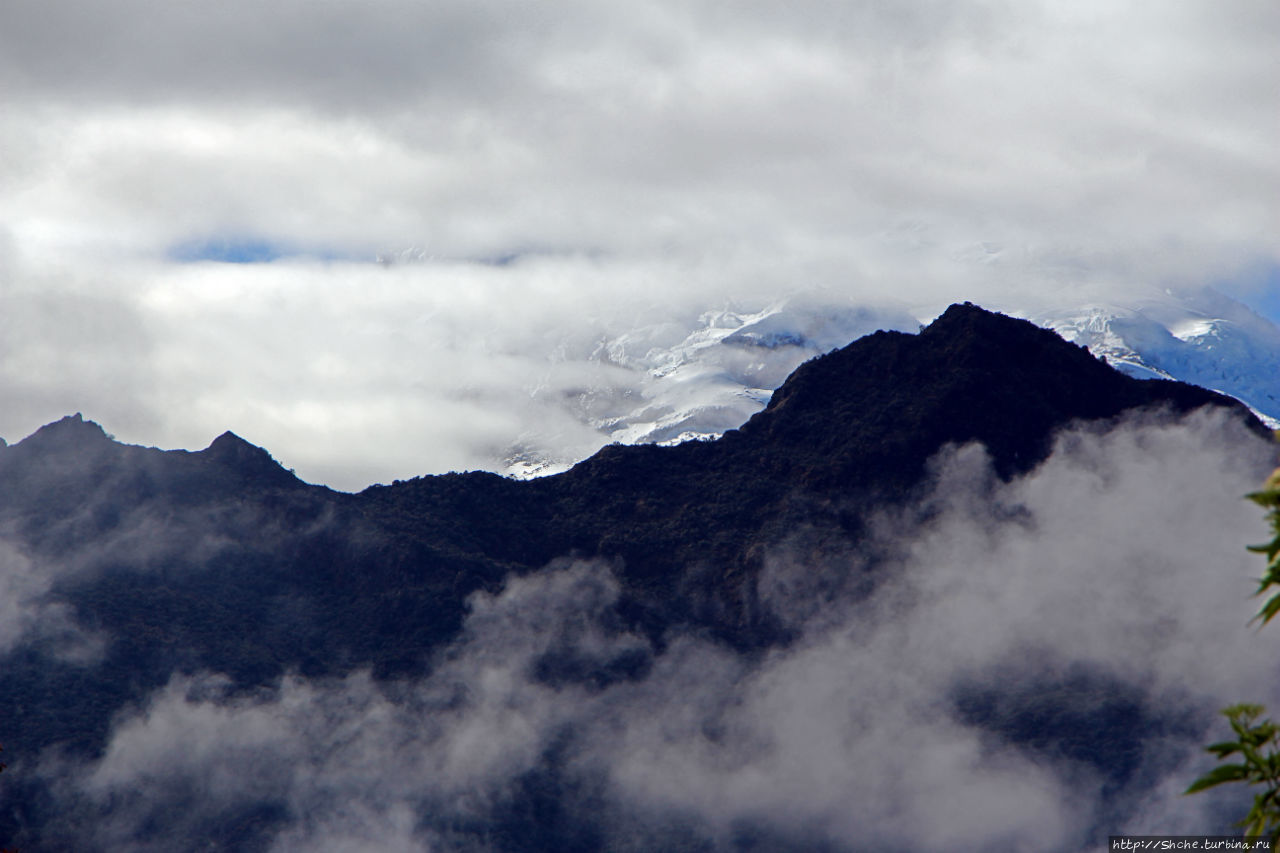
[40,408,1279,851]
[0,534,103,664]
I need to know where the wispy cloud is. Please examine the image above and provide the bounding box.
[0,534,103,664]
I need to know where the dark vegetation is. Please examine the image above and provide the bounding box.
[0,304,1266,849]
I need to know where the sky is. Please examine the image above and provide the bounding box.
[1,0,1277,490]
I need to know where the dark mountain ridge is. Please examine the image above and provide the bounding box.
[0,304,1263,673]
[0,303,1269,849]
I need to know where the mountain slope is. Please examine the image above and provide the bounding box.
[1032,289,1280,428]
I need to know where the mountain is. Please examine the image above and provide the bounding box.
[1031,288,1280,429]
[502,287,1280,477]
[0,304,1271,851]
[501,295,923,476]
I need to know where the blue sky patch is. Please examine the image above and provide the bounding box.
[1216,261,1280,326]
[169,237,290,264]
[167,237,362,264]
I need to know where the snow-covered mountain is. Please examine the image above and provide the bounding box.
[1030,288,1280,430]
[501,296,921,477]
[501,287,1280,477]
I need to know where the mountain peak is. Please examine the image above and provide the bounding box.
[919,302,1106,371]
[21,412,113,449]
[923,301,1033,340]
[207,430,253,452]
[740,302,1263,485]
[202,430,300,486]
[930,300,996,324]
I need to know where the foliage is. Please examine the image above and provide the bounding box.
[1186,704,1280,839]
[1247,464,1280,627]
[1187,445,1280,843]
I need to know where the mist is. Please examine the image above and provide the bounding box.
[23,407,1275,851]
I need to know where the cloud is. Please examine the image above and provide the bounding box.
[0,1,1276,487]
[51,560,645,851]
[0,256,926,489]
[0,534,103,664]
[585,409,1280,849]
[45,408,1280,850]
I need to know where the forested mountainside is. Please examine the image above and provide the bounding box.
[0,304,1270,851]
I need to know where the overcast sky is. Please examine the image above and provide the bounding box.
[1,0,1277,489]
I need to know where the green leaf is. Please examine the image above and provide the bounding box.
[1207,740,1243,758]
[1186,763,1250,794]
[1255,594,1280,627]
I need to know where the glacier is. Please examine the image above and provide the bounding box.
[1032,287,1280,430]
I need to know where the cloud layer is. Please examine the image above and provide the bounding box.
[34,409,1279,851]
[0,1,1277,488]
